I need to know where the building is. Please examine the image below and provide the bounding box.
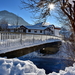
[7,22,61,36]
[25,22,55,35]
[54,27,61,36]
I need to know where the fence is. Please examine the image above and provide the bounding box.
[0,32,62,50]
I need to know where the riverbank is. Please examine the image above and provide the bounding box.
[0,57,75,75]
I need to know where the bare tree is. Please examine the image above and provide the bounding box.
[21,0,75,60]
[21,0,75,34]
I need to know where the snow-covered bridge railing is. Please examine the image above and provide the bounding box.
[0,32,62,53]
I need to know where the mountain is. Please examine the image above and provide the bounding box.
[0,10,30,26]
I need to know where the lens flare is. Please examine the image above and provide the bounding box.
[48,4,54,10]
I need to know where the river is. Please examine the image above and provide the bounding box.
[18,51,74,74]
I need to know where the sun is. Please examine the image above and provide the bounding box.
[48,4,55,10]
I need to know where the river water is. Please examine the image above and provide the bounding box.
[18,51,74,74]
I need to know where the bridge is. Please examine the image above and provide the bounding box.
[0,32,62,58]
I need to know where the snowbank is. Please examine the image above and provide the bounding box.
[0,58,45,75]
[0,58,75,75]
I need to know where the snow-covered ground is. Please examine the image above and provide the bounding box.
[0,41,75,75]
[0,57,75,75]
[0,33,75,75]
[0,58,45,75]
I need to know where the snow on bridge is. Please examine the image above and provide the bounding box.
[0,32,62,54]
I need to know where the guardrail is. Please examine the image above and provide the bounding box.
[0,32,62,50]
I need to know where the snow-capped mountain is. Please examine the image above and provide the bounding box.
[0,10,30,26]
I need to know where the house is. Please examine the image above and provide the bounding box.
[7,25,20,32]
[25,22,55,35]
[54,27,61,36]
[7,25,27,32]
[7,22,61,36]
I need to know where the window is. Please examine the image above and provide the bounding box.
[40,30,42,33]
[34,30,37,33]
[28,29,31,32]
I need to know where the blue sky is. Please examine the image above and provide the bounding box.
[0,0,61,27]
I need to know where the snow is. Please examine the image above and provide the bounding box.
[0,33,62,54]
[0,57,75,75]
[59,27,72,39]
[0,41,75,75]
[0,58,46,75]
[69,0,75,7]
[25,22,54,30]
[26,26,48,30]
[21,41,74,61]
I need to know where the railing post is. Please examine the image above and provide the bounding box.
[33,34,34,43]
[41,35,42,42]
[1,33,2,40]
[20,33,22,45]
[46,35,47,41]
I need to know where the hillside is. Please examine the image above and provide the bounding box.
[0,10,30,26]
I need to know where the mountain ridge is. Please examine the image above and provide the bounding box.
[0,10,30,26]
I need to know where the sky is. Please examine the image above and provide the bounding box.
[0,0,61,27]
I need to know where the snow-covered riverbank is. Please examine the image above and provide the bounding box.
[0,57,75,75]
[0,41,75,75]
[20,42,73,60]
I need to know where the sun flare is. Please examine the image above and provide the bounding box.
[48,4,54,10]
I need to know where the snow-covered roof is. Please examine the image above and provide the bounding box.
[25,26,48,30]
[25,22,54,30]
[8,25,21,29]
[55,27,61,30]
[7,22,55,30]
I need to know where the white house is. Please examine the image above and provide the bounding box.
[54,27,61,36]
[25,22,55,35]
[7,22,61,36]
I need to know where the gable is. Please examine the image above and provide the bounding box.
[20,25,27,29]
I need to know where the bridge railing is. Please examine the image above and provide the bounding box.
[0,32,62,50]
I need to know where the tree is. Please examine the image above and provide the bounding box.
[21,0,75,60]
[60,0,75,33]
[21,0,75,34]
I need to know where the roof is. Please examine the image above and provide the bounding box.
[25,26,48,30]
[7,22,59,31]
[8,25,26,29]
[8,26,20,29]
[54,27,61,30]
